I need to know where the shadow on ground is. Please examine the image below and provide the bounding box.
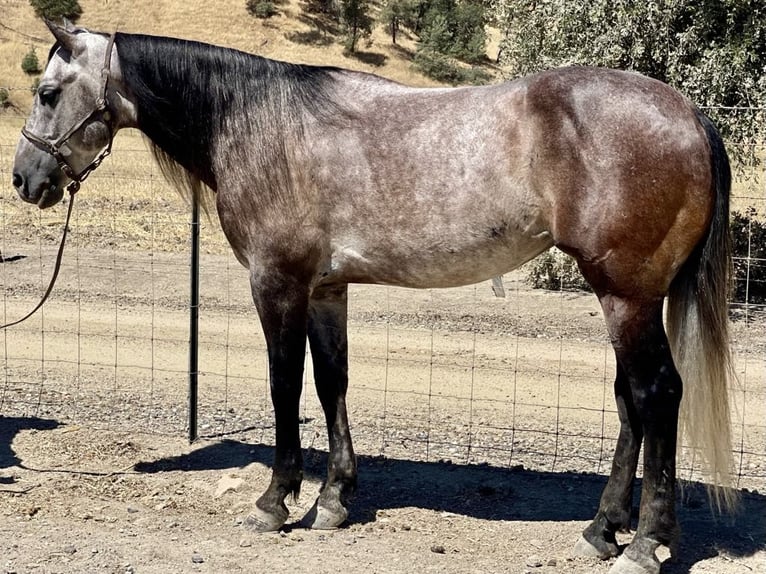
[0,415,60,484]
[346,51,387,67]
[0,254,27,263]
[133,438,766,573]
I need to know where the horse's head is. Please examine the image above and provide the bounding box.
[12,20,118,208]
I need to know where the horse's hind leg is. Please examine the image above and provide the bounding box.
[589,296,682,574]
[245,270,310,532]
[576,361,640,559]
[302,284,357,529]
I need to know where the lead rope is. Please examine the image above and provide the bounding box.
[0,185,78,330]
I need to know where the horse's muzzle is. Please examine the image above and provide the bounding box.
[12,169,65,209]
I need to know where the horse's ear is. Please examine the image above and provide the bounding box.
[43,18,82,54]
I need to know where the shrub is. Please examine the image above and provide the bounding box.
[21,47,41,75]
[525,248,591,292]
[0,88,10,109]
[413,49,490,85]
[246,0,277,18]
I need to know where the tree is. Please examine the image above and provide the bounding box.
[381,0,414,44]
[21,47,41,75]
[29,0,83,22]
[494,1,766,159]
[340,0,373,53]
[418,0,487,64]
[451,1,486,63]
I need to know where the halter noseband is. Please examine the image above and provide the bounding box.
[21,34,116,194]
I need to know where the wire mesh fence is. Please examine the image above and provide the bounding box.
[0,104,764,493]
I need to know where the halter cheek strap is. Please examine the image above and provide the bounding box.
[21,34,116,193]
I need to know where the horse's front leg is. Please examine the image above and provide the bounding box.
[302,284,357,529]
[245,269,309,532]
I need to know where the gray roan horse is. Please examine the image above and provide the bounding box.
[12,20,736,574]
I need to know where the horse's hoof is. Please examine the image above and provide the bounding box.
[608,553,660,574]
[573,535,602,557]
[243,505,288,532]
[300,499,348,530]
[574,535,619,559]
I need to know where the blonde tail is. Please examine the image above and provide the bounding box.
[667,109,737,511]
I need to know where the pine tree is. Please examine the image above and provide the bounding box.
[29,0,83,23]
[340,0,373,53]
[21,47,41,75]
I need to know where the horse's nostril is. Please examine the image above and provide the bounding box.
[12,172,24,190]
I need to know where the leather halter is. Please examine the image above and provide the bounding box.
[21,34,116,194]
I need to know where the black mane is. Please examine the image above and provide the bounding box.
[115,33,340,204]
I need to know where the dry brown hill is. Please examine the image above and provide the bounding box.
[1,0,477,111]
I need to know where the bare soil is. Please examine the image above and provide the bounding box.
[1,242,764,574]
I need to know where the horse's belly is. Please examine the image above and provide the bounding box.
[324,228,554,289]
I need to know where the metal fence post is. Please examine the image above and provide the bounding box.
[188,195,200,442]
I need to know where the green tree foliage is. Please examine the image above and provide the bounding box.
[29,0,83,22]
[494,1,766,156]
[21,47,41,75]
[419,0,487,63]
[407,0,487,83]
[731,208,766,305]
[340,0,374,53]
[381,0,417,44]
[414,48,490,84]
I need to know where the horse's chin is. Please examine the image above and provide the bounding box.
[37,185,65,209]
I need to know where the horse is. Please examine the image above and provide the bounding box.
[12,20,736,574]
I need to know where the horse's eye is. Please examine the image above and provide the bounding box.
[38,87,60,108]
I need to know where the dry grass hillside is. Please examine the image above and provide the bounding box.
[1,0,501,111]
